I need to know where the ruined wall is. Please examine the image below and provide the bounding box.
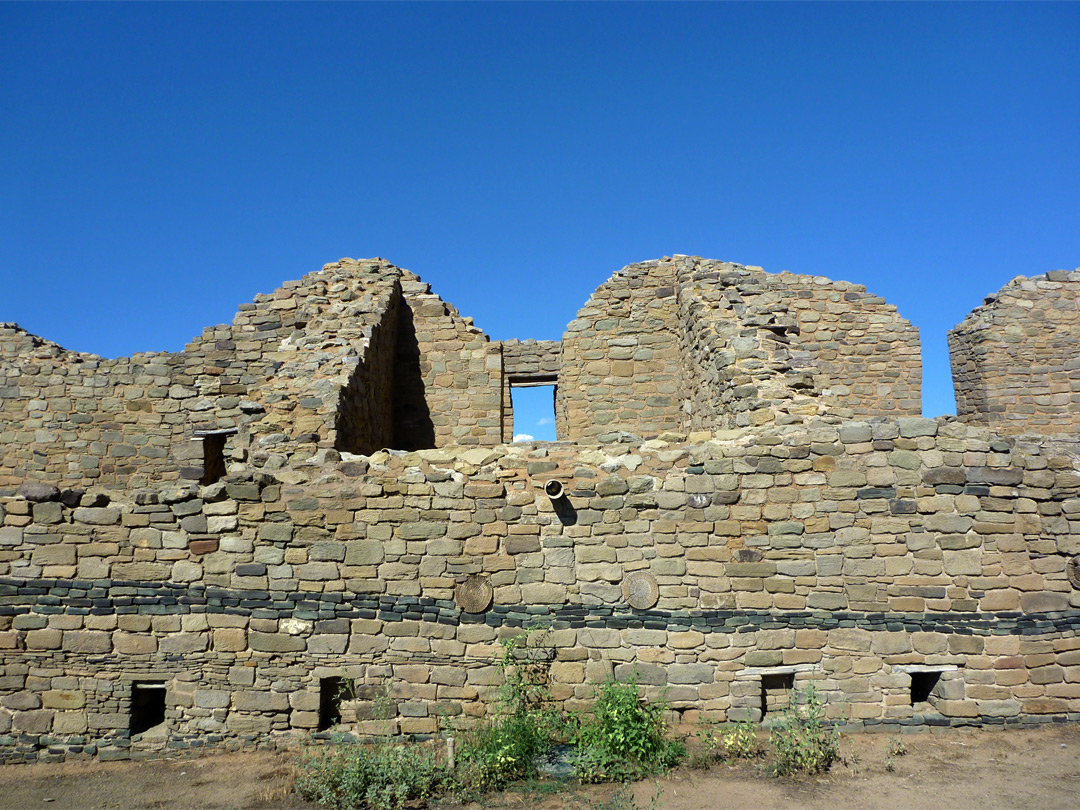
[0,259,509,494]
[394,273,504,449]
[3,418,1080,762]
[557,259,683,441]
[6,253,1080,765]
[676,262,921,429]
[950,270,1080,436]
[0,326,219,492]
[558,256,921,441]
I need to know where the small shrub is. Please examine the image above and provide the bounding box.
[573,674,684,782]
[454,710,553,795]
[769,684,840,777]
[451,632,560,797]
[887,735,908,757]
[722,720,762,760]
[295,742,445,810]
[688,716,722,769]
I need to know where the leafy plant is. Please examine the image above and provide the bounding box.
[572,673,684,782]
[452,632,560,797]
[769,683,841,777]
[295,742,445,810]
[688,716,723,769]
[887,735,908,757]
[722,719,762,760]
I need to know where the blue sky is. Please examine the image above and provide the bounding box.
[2,3,1078,441]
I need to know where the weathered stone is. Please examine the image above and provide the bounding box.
[17,483,61,502]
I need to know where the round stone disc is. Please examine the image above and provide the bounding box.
[1067,556,1080,589]
[455,574,494,613]
[622,571,659,610]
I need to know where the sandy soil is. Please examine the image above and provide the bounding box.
[0,724,1078,810]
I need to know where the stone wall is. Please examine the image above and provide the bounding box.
[0,259,511,494]
[557,259,684,441]
[557,256,921,442]
[395,273,505,448]
[5,253,1080,765]
[501,340,561,382]
[3,417,1080,761]
[949,270,1080,436]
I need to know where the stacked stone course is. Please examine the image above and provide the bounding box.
[0,255,1079,763]
[949,269,1080,436]
[558,256,921,442]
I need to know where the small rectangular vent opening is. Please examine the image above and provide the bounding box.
[760,672,796,719]
[130,682,166,735]
[319,677,343,731]
[910,671,942,704]
[200,433,228,485]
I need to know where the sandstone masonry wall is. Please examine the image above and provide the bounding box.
[557,256,920,442]
[949,270,1080,436]
[677,259,921,430]
[5,254,1080,765]
[395,273,504,449]
[0,259,509,494]
[3,418,1080,762]
[557,259,683,441]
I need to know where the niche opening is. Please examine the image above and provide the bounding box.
[760,671,795,719]
[910,670,942,704]
[319,677,343,731]
[130,682,166,735]
[195,428,235,485]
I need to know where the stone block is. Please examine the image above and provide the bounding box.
[212,628,247,652]
[25,629,62,650]
[31,544,75,566]
[258,522,294,542]
[160,633,209,654]
[13,710,54,734]
[249,632,306,652]
[829,628,872,652]
[114,633,157,655]
[52,711,88,734]
[667,664,715,684]
[73,507,121,525]
[2,693,40,711]
[196,690,231,709]
[1020,592,1070,612]
[233,690,290,712]
[62,631,112,654]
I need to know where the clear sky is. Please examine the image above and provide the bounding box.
[2,3,1078,441]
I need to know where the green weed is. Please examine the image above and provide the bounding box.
[572,673,684,782]
[295,742,445,810]
[769,684,841,777]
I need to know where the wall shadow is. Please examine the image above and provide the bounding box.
[392,300,437,451]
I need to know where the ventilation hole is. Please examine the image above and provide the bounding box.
[760,672,795,719]
[910,671,942,704]
[319,677,343,731]
[130,682,166,735]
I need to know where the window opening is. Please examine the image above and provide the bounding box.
[760,671,795,719]
[910,670,942,704]
[319,677,343,731]
[195,428,235,485]
[130,682,166,735]
[510,383,557,442]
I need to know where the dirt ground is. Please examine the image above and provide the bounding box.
[0,724,1078,810]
